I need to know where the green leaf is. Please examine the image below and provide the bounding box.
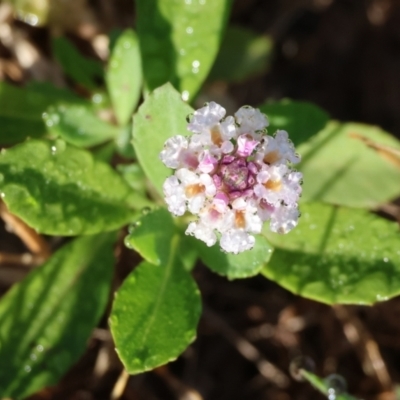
[208,26,273,83]
[125,208,177,266]
[298,122,400,208]
[197,235,273,279]
[110,240,202,374]
[136,0,231,101]
[0,232,116,399]
[262,202,400,305]
[44,104,120,147]
[106,29,142,126]
[259,99,330,146]
[52,37,103,90]
[0,81,84,145]
[133,83,193,195]
[125,208,199,271]
[117,163,147,194]
[0,139,135,235]
[301,370,359,400]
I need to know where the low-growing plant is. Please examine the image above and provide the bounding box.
[0,0,399,398]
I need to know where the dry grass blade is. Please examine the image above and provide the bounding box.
[349,132,400,169]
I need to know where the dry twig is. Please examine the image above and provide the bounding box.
[204,307,290,388]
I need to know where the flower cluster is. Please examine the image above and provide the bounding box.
[159,102,302,254]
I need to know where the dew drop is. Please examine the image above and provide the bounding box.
[289,355,315,381]
[92,93,103,104]
[182,90,190,101]
[324,374,347,400]
[186,26,194,34]
[383,257,389,263]
[36,344,44,352]
[24,365,32,373]
[141,206,151,215]
[186,113,194,123]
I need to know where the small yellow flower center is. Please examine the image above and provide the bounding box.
[185,183,205,197]
[263,150,280,165]
[264,179,282,192]
[211,126,223,146]
[235,210,246,229]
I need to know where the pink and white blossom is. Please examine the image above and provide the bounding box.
[159,102,303,254]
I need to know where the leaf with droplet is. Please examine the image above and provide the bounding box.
[262,202,400,305]
[259,99,330,146]
[298,122,400,208]
[301,370,358,400]
[0,81,85,145]
[106,29,142,126]
[197,235,273,279]
[132,83,193,195]
[136,0,231,101]
[0,232,116,398]
[125,208,177,266]
[125,207,199,272]
[44,103,121,147]
[52,37,103,90]
[208,26,273,83]
[0,139,137,235]
[110,237,202,374]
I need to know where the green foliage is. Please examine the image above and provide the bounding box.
[125,208,177,266]
[136,0,231,100]
[0,81,83,145]
[259,99,330,146]
[133,83,193,195]
[298,122,400,208]
[209,26,273,83]
[106,29,142,126]
[301,370,359,400]
[197,235,273,279]
[0,139,136,235]
[2,0,400,394]
[0,233,116,398]
[44,104,120,147]
[110,248,202,374]
[52,37,103,90]
[262,202,400,305]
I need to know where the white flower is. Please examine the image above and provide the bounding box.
[160,103,303,253]
[175,168,216,214]
[256,130,300,166]
[269,205,300,234]
[163,175,186,216]
[235,106,269,136]
[188,103,237,155]
[220,230,255,254]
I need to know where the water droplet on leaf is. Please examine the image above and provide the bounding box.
[289,355,315,381]
[324,374,347,400]
[182,91,190,101]
[141,207,151,215]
